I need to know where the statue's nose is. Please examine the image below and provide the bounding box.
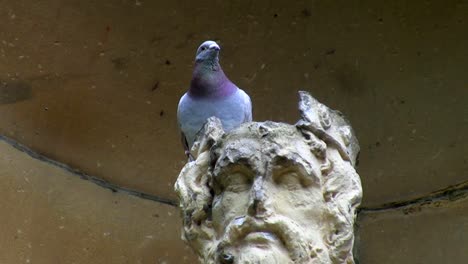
[247,177,266,217]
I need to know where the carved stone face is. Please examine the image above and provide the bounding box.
[211,125,331,263]
[175,92,362,264]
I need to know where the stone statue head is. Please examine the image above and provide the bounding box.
[175,91,362,264]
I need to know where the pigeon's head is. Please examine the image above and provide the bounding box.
[195,40,220,63]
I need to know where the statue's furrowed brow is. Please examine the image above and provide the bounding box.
[268,153,320,181]
[213,152,260,177]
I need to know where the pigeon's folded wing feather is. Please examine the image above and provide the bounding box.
[239,89,252,122]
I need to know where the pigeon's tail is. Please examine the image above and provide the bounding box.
[180,132,194,161]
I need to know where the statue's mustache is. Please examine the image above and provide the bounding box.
[216,215,312,262]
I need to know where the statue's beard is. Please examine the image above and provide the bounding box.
[235,244,291,264]
[205,215,331,264]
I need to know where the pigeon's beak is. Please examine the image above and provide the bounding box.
[209,44,220,51]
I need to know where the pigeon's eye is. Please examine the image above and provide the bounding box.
[201,46,207,51]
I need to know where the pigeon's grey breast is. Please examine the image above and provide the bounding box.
[177,88,252,148]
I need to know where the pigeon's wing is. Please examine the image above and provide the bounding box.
[238,89,252,122]
[177,93,194,160]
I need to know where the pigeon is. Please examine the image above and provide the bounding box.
[177,40,252,160]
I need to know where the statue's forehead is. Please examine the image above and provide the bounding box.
[214,133,319,178]
[218,129,310,157]
[214,138,263,171]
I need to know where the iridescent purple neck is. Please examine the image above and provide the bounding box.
[189,61,236,98]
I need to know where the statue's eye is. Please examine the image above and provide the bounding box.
[274,169,313,190]
[222,172,252,193]
[275,172,303,190]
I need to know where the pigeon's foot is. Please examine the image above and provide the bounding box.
[185,150,195,162]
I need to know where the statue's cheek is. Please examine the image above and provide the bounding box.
[211,192,250,232]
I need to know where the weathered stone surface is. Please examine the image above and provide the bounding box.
[175,92,362,263]
[357,198,468,264]
[0,140,195,264]
[0,0,466,207]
